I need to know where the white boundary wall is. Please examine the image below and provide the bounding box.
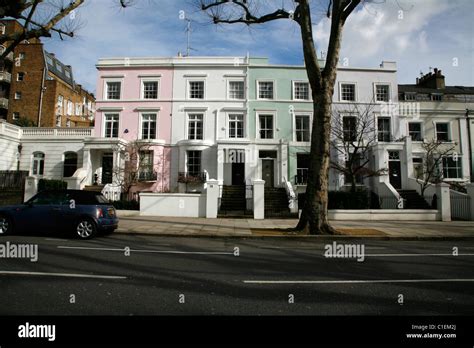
[329,209,439,221]
[140,193,206,217]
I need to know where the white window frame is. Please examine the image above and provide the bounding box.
[227,80,245,100]
[373,83,391,103]
[187,79,206,100]
[186,150,202,176]
[75,103,82,116]
[140,78,160,100]
[256,112,276,140]
[341,113,358,142]
[103,78,123,100]
[186,112,204,140]
[339,82,357,102]
[103,113,120,138]
[227,113,245,139]
[408,121,423,142]
[442,155,463,179]
[435,122,451,142]
[17,72,25,82]
[376,115,392,142]
[140,112,158,140]
[292,81,311,101]
[31,152,45,176]
[14,92,21,100]
[257,80,275,100]
[67,100,73,115]
[12,112,19,120]
[293,113,312,142]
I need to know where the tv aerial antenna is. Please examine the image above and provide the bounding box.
[180,13,197,57]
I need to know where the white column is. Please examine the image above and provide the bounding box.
[280,140,288,184]
[83,148,92,185]
[403,136,413,181]
[253,179,265,220]
[217,147,224,183]
[466,183,474,221]
[436,183,451,222]
[205,179,219,218]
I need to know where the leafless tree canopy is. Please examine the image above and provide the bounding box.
[416,139,457,196]
[331,101,388,192]
[0,0,85,59]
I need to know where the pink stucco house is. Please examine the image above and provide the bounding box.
[93,58,174,195]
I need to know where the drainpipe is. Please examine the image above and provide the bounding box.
[37,67,46,127]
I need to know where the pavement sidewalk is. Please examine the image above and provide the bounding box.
[115,213,474,239]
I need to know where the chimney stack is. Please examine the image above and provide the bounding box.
[416,68,445,89]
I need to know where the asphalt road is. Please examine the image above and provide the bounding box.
[1,232,473,315]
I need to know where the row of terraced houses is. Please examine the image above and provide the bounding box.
[1,55,473,219]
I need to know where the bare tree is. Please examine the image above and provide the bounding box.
[331,102,387,193]
[416,139,457,196]
[0,0,85,60]
[113,140,155,200]
[196,0,362,234]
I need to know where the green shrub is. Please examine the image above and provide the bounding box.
[38,179,67,192]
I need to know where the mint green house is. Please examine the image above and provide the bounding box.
[246,57,313,190]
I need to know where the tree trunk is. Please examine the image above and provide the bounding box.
[296,93,337,235]
[295,8,344,235]
[351,174,357,193]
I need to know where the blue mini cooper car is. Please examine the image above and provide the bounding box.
[0,190,118,239]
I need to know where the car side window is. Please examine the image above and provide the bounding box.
[29,192,52,205]
[29,192,68,205]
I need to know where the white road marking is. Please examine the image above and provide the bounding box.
[45,238,69,241]
[243,278,474,284]
[0,271,126,279]
[365,253,474,257]
[57,246,233,255]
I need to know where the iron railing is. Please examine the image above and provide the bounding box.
[0,170,29,189]
[177,172,206,183]
[294,168,308,185]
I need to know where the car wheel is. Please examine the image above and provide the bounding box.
[75,218,97,239]
[0,215,12,236]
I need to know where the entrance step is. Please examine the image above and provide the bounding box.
[397,190,431,209]
[264,187,293,217]
[83,185,105,192]
[219,185,247,213]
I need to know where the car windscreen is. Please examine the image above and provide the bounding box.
[95,194,110,204]
[66,192,110,205]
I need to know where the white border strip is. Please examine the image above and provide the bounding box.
[243,279,474,284]
[0,271,126,279]
[57,246,233,255]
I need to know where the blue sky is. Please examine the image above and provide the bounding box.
[41,0,474,94]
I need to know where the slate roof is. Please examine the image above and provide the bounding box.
[399,84,474,95]
[44,50,74,87]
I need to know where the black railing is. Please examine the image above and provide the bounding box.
[177,172,206,183]
[218,184,253,216]
[0,170,29,189]
[138,171,158,182]
[294,168,308,185]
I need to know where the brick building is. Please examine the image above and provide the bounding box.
[0,19,95,128]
